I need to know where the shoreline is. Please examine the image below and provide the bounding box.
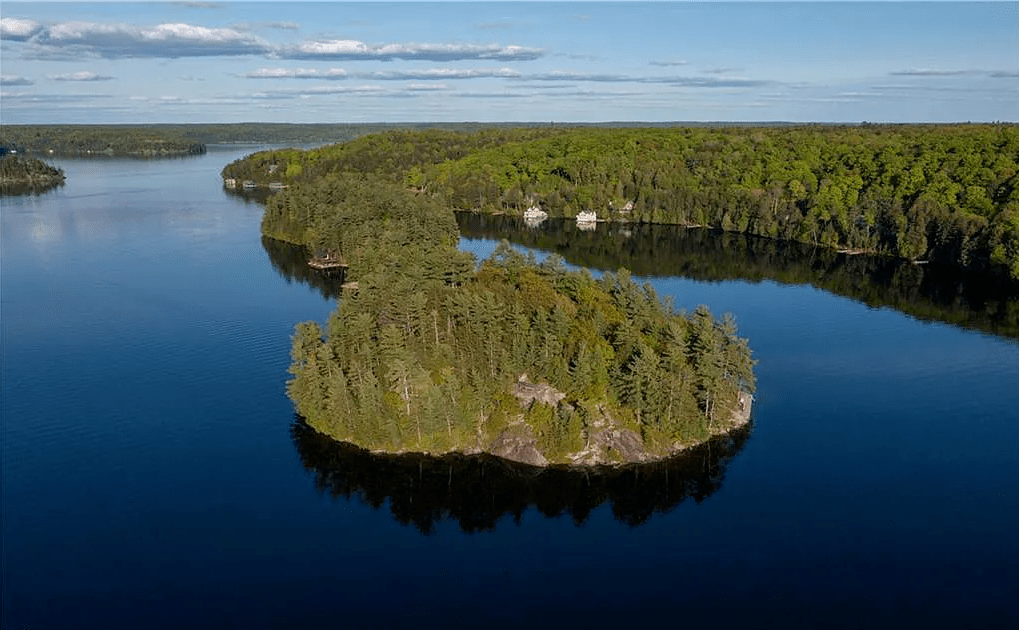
[309,390,754,470]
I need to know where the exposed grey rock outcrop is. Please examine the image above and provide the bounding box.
[591,427,650,462]
[488,423,548,467]
[496,374,752,468]
[512,374,566,408]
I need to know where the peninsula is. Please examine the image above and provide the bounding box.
[0,154,65,194]
[225,125,1019,281]
[225,130,757,466]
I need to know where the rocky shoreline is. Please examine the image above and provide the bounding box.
[483,378,753,467]
[358,375,753,469]
[293,418,753,533]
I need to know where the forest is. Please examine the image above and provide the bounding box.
[0,125,206,157]
[227,141,757,465]
[0,154,65,194]
[228,125,1019,280]
[0,122,554,158]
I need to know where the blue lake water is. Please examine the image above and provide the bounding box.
[2,149,1017,628]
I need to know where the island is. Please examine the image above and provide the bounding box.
[0,153,65,195]
[225,133,757,466]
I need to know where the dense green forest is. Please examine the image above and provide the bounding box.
[1,125,205,157]
[230,125,1019,280]
[180,122,556,146]
[0,154,65,194]
[221,128,568,194]
[228,143,756,465]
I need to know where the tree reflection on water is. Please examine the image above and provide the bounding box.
[456,213,1019,341]
[291,419,752,535]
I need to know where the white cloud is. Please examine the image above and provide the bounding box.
[241,67,348,79]
[358,68,521,80]
[49,71,115,82]
[0,17,43,41]
[0,91,112,102]
[890,69,975,77]
[252,84,389,98]
[526,71,630,82]
[5,17,541,65]
[32,21,271,58]
[0,75,34,86]
[279,40,542,62]
[406,83,449,92]
[519,71,771,88]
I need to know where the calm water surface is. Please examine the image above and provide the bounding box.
[3,150,1017,628]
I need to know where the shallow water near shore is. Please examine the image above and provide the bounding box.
[3,149,1017,628]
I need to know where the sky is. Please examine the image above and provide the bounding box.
[1,2,1016,124]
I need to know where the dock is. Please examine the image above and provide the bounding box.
[308,256,347,270]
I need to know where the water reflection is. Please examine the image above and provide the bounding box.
[457,213,1019,340]
[261,236,345,300]
[1,181,65,196]
[222,185,273,205]
[291,419,751,535]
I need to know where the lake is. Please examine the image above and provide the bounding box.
[3,149,1017,628]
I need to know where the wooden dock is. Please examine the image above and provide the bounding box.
[308,256,347,270]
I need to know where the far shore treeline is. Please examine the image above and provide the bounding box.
[225,125,1019,281]
[0,125,206,158]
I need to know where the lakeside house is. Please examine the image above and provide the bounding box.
[523,205,548,220]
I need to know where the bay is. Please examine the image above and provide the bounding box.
[2,150,1017,628]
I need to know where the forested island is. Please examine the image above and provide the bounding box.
[226,133,757,466]
[0,154,65,195]
[226,125,1019,280]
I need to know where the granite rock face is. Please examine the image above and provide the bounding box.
[488,424,548,467]
[483,374,753,468]
[511,374,566,408]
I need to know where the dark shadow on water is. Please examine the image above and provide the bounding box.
[261,236,345,300]
[291,419,752,535]
[222,185,273,205]
[456,213,1019,340]
[1,181,65,196]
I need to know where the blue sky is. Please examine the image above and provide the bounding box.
[1,2,1016,124]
